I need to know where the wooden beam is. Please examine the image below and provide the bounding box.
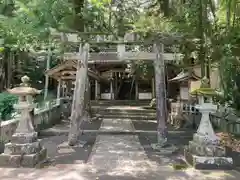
[60,70,76,75]
[64,52,119,61]
[122,52,182,61]
[63,52,182,62]
[122,52,155,60]
[61,76,76,80]
[51,32,184,45]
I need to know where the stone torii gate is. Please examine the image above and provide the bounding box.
[62,33,183,148]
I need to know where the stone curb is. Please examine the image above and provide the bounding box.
[39,129,193,137]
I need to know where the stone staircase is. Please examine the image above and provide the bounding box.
[89,100,157,134]
[40,100,157,136]
[91,100,151,106]
[91,100,156,120]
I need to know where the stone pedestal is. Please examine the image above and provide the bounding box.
[185,102,233,169]
[0,76,47,168]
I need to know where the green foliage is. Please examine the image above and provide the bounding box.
[0,92,17,121]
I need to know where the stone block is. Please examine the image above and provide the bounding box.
[21,148,47,167]
[0,154,22,167]
[21,153,38,167]
[188,141,226,157]
[193,133,219,145]
[4,141,41,155]
[184,148,233,170]
[11,132,38,144]
[37,148,47,162]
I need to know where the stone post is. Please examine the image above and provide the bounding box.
[151,43,177,154]
[152,77,155,98]
[57,79,61,97]
[95,80,98,100]
[135,79,138,100]
[184,94,233,169]
[110,80,113,100]
[57,79,61,104]
[110,70,114,100]
[0,76,47,168]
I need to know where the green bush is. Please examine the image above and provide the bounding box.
[0,92,18,121]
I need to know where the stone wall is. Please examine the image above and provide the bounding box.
[0,99,65,152]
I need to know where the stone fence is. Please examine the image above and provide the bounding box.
[170,102,240,135]
[0,98,66,150]
[211,112,240,135]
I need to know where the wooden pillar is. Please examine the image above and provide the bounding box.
[114,72,118,99]
[110,70,114,100]
[110,80,113,100]
[68,43,89,146]
[95,80,98,100]
[154,43,168,145]
[57,79,61,99]
[135,79,138,100]
[152,77,155,98]
[117,44,125,60]
[98,82,101,99]
[62,81,66,97]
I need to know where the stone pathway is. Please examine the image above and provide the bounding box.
[0,117,240,179]
[99,118,134,132]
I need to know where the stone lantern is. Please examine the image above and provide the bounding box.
[0,76,47,167]
[184,77,233,169]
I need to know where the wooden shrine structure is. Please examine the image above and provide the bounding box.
[45,59,109,99]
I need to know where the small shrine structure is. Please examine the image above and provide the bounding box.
[168,65,200,128]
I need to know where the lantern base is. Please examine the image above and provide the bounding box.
[184,148,233,170]
[0,148,47,168]
[185,133,233,169]
[11,132,38,144]
[0,132,47,168]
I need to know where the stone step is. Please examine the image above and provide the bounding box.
[91,100,150,106]
[91,108,155,114]
[92,110,156,116]
[95,114,156,120]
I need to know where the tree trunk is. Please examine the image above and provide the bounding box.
[44,44,51,100]
[154,43,168,146]
[68,43,89,146]
[7,51,13,88]
[73,0,85,32]
[199,0,206,78]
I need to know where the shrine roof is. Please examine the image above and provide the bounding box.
[45,59,108,82]
[168,70,200,82]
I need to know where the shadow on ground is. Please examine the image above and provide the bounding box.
[0,131,239,179]
[37,119,103,166]
[42,134,96,165]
